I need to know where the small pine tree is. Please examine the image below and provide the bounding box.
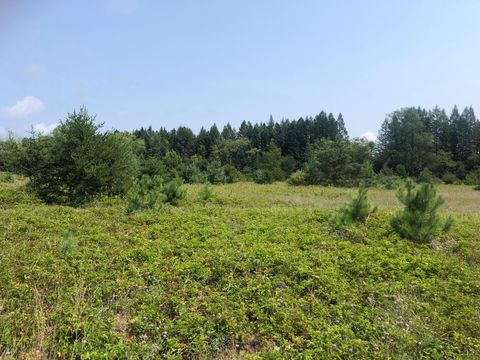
[391,180,452,243]
[163,178,187,205]
[198,182,215,203]
[126,175,166,213]
[335,185,377,225]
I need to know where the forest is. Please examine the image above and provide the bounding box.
[1,105,480,205]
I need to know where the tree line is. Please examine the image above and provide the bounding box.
[0,105,479,204]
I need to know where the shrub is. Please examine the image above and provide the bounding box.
[198,182,215,203]
[126,175,166,213]
[465,169,480,186]
[442,173,460,185]
[253,169,274,184]
[391,180,452,243]
[376,175,402,190]
[223,165,242,183]
[0,172,14,183]
[334,185,377,225]
[287,170,307,186]
[163,178,187,205]
[206,160,227,184]
[418,168,433,183]
[305,138,374,186]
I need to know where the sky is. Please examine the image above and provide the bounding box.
[1,0,480,140]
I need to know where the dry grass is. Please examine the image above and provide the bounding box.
[185,183,480,214]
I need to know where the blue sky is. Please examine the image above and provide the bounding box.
[1,0,480,139]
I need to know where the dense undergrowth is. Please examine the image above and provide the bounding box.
[1,178,479,359]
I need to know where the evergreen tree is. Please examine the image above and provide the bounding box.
[334,185,377,225]
[337,113,348,139]
[391,180,452,243]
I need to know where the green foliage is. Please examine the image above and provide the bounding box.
[198,182,215,202]
[391,180,453,243]
[376,108,433,177]
[287,170,307,186]
[125,175,187,211]
[1,179,479,359]
[126,175,166,213]
[59,230,79,257]
[206,160,227,184]
[442,172,460,184]
[306,138,374,186]
[418,168,433,183]
[14,108,139,204]
[0,172,14,183]
[334,185,377,225]
[162,150,186,180]
[252,169,274,184]
[464,169,480,186]
[163,178,187,205]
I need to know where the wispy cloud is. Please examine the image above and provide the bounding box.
[32,122,58,134]
[361,131,377,142]
[4,96,45,119]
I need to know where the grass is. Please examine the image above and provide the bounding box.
[1,177,479,358]
[185,182,480,214]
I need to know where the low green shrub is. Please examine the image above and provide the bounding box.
[198,182,215,203]
[163,178,187,205]
[126,175,166,213]
[391,180,452,243]
[418,168,433,183]
[253,169,274,184]
[442,172,460,184]
[287,170,307,186]
[334,184,377,225]
[465,169,480,187]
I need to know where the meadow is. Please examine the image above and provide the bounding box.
[1,176,479,359]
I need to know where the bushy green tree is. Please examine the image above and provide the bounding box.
[334,185,377,225]
[375,108,433,176]
[206,160,227,184]
[17,108,139,204]
[287,170,307,186]
[306,138,374,186]
[391,180,452,243]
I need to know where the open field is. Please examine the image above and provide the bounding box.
[1,178,480,358]
[184,183,480,215]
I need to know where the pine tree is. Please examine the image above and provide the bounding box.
[337,113,348,139]
[334,184,377,225]
[391,180,452,243]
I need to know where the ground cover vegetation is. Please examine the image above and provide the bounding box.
[0,177,479,358]
[1,106,480,358]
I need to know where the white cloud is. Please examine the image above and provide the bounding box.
[32,122,58,134]
[361,131,377,142]
[4,96,45,119]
